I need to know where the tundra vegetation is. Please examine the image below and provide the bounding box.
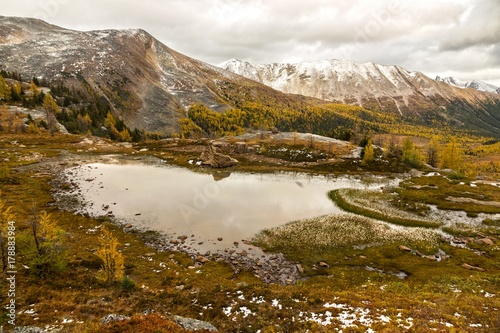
[0,74,498,332]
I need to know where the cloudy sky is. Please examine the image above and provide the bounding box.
[3,0,500,85]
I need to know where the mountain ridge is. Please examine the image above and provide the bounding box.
[435,75,499,94]
[0,16,309,134]
[219,58,500,112]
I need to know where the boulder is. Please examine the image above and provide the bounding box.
[101,314,130,325]
[196,255,210,263]
[398,245,412,252]
[479,238,494,245]
[233,141,248,153]
[200,145,238,168]
[172,314,219,331]
[211,140,231,152]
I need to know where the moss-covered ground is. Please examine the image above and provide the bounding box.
[0,133,499,332]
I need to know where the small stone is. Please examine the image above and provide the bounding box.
[462,263,485,271]
[169,239,179,245]
[233,241,239,247]
[196,256,210,263]
[240,250,248,257]
[398,245,412,252]
[480,238,494,245]
[319,261,329,268]
[174,285,185,291]
[169,254,175,259]
[217,237,223,241]
[296,264,304,273]
[178,235,188,241]
[359,255,367,259]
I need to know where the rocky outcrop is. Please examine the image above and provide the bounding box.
[101,314,131,324]
[173,315,218,332]
[233,141,248,153]
[11,327,44,333]
[200,145,238,168]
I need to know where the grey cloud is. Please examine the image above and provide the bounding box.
[439,0,500,51]
[1,0,499,84]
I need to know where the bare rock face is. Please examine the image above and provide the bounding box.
[200,145,238,168]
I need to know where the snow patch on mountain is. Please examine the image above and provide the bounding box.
[219,58,425,104]
[436,76,499,94]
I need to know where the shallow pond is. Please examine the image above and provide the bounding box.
[64,160,397,252]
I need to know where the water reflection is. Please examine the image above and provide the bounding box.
[67,162,395,251]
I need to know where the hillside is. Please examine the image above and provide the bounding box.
[0,16,308,135]
[221,59,500,136]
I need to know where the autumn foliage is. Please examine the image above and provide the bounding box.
[96,227,124,284]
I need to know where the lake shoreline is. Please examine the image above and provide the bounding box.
[49,153,400,285]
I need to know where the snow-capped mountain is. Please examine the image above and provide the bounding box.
[220,59,500,114]
[435,76,499,94]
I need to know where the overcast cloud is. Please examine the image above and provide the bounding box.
[2,0,500,85]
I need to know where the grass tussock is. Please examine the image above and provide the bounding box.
[396,175,500,215]
[330,188,442,228]
[253,213,440,255]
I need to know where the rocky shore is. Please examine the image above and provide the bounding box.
[143,233,300,285]
[48,153,301,285]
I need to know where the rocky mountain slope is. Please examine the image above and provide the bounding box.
[220,59,500,132]
[0,16,305,134]
[435,76,499,94]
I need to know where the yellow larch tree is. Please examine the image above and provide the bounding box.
[96,227,124,284]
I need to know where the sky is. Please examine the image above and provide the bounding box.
[2,0,500,85]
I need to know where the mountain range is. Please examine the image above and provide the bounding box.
[435,76,499,94]
[220,58,500,112]
[1,16,500,137]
